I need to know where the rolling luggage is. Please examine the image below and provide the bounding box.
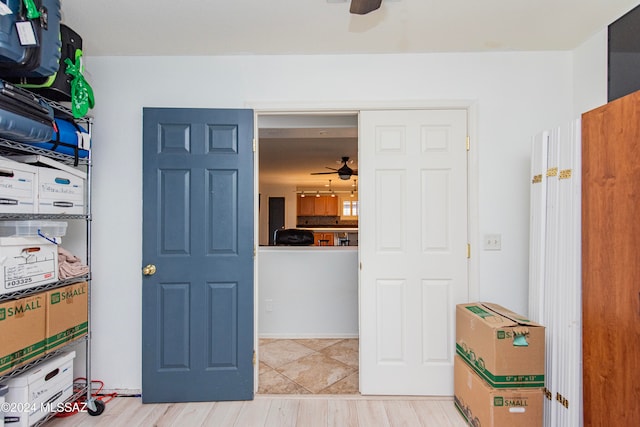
[0,0,62,78]
[0,79,54,142]
[11,24,82,101]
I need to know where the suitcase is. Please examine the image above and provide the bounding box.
[11,24,81,101]
[0,0,30,65]
[23,117,89,164]
[0,0,61,78]
[0,79,54,142]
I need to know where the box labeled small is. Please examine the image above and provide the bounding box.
[454,355,543,427]
[45,282,88,353]
[0,293,46,376]
[455,302,545,388]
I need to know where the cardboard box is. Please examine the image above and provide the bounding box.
[0,294,46,376]
[456,302,545,388]
[3,351,75,427]
[454,355,543,427]
[45,282,88,353]
[0,157,37,214]
[0,236,59,296]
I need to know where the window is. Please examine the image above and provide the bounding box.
[342,200,358,217]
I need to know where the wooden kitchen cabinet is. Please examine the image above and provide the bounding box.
[314,196,339,216]
[297,195,316,216]
[581,90,640,426]
[297,195,338,216]
[313,232,334,246]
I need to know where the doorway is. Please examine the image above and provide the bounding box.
[256,112,360,395]
[255,106,472,396]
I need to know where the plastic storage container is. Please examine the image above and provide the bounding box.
[0,221,67,238]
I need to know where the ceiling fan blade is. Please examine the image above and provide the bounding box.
[310,171,339,175]
[350,0,382,15]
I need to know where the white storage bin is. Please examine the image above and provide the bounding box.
[0,236,59,296]
[3,351,75,427]
[0,221,67,238]
[1,384,8,427]
[0,157,37,214]
[37,167,85,215]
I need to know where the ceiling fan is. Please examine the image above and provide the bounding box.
[311,156,358,180]
[350,0,382,15]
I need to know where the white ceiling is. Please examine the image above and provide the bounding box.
[60,0,639,56]
[58,0,639,190]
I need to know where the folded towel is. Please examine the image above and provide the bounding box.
[58,246,89,279]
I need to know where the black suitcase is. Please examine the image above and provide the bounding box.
[0,79,54,142]
[0,0,62,78]
[11,24,82,101]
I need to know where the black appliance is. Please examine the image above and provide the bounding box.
[273,228,314,246]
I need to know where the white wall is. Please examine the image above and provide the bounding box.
[258,183,298,246]
[258,248,358,338]
[84,51,578,391]
[573,29,609,116]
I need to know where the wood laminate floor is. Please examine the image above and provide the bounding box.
[47,338,467,426]
[46,395,467,427]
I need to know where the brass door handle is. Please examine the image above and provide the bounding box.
[142,264,156,276]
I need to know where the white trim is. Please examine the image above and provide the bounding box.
[258,333,360,339]
[466,101,480,301]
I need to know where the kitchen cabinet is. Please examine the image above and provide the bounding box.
[581,89,640,426]
[313,232,334,246]
[297,195,315,216]
[316,195,339,216]
[297,195,339,216]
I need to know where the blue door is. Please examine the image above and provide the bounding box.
[141,108,254,403]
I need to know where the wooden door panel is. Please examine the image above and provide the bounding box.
[142,108,254,403]
[582,91,640,426]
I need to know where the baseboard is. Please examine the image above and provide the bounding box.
[258,333,359,339]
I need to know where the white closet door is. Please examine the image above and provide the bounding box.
[358,109,468,395]
[529,130,549,323]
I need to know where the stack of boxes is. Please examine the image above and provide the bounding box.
[455,302,545,427]
[0,154,88,376]
[0,282,87,376]
[0,156,88,424]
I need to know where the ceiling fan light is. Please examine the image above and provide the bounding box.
[339,173,351,180]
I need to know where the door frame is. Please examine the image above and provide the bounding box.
[250,100,480,393]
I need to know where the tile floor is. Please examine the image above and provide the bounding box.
[258,338,359,395]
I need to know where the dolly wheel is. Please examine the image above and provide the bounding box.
[88,399,105,416]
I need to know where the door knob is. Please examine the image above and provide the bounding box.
[142,264,156,276]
